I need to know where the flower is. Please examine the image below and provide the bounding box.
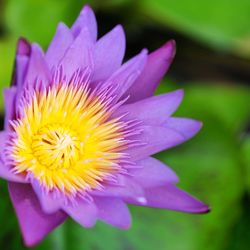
[0,5,209,247]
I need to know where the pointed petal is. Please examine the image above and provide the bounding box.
[114,89,183,125]
[126,40,175,103]
[3,87,16,129]
[46,23,73,69]
[60,28,93,77]
[15,56,29,89]
[100,49,147,101]
[12,38,31,87]
[0,132,26,183]
[63,201,97,228]
[94,196,131,229]
[0,131,7,151]
[125,125,185,161]
[164,117,202,140]
[8,183,67,247]
[11,38,31,106]
[93,25,125,82]
[92,175,146,204]
[16,38,31,56]
[0,136,26,182]
[129,185,210,214]
[131,157,179,188]
[71,5,97,41]
[0,159,26,183]
[24,44,51,88]
[31,180,62,214]
[2,90,26,183]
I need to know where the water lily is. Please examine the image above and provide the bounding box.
[0,5,209,247]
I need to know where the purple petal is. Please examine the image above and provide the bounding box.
[31,180,62,214]
[46,22,73,69]
[0,159,26,183]
[125,125,185,161]
[92,175,146,204]
[13,39,31,104]
[164,117,202,140]
[0,132,26,183]
[126,40,176,103]
[131,157,179,188]
[114,89,183,125]
[63,200,97,228]
[15,56,29,89]
[4,87,16,129]
[8,182,67,247]
[129,184,210,214]
[16,38,31,56]
[100,49,147,101]
[71,5,97,41]
[59,28,93,78]
[92,25,125,82]
[12,38,31,87]
[24,44,51,88]
[94,196,131,229]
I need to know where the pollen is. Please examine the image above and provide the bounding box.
[31,124,81,170]
[7,82,128,197]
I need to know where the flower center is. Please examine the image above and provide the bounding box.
[7,82,129,198]
[32,124,81,170]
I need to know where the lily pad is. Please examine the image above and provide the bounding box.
[4,0,88,47]
[141,0,250,58]
[0,39,16,110]
[241,136,250,194]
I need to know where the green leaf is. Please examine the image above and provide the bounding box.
[0,180,25,250]
[157,82,250,134]
[0,39,16,111]
[4,0,89,48]
[141,0,250,58]
[241,136,250,194]
[154,82,248,249]
[226,197,250,250]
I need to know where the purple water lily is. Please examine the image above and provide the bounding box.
[0,5,209,247]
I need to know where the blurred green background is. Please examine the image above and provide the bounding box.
[1,0,250,249]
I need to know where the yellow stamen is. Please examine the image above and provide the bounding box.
[9,83,127,196]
